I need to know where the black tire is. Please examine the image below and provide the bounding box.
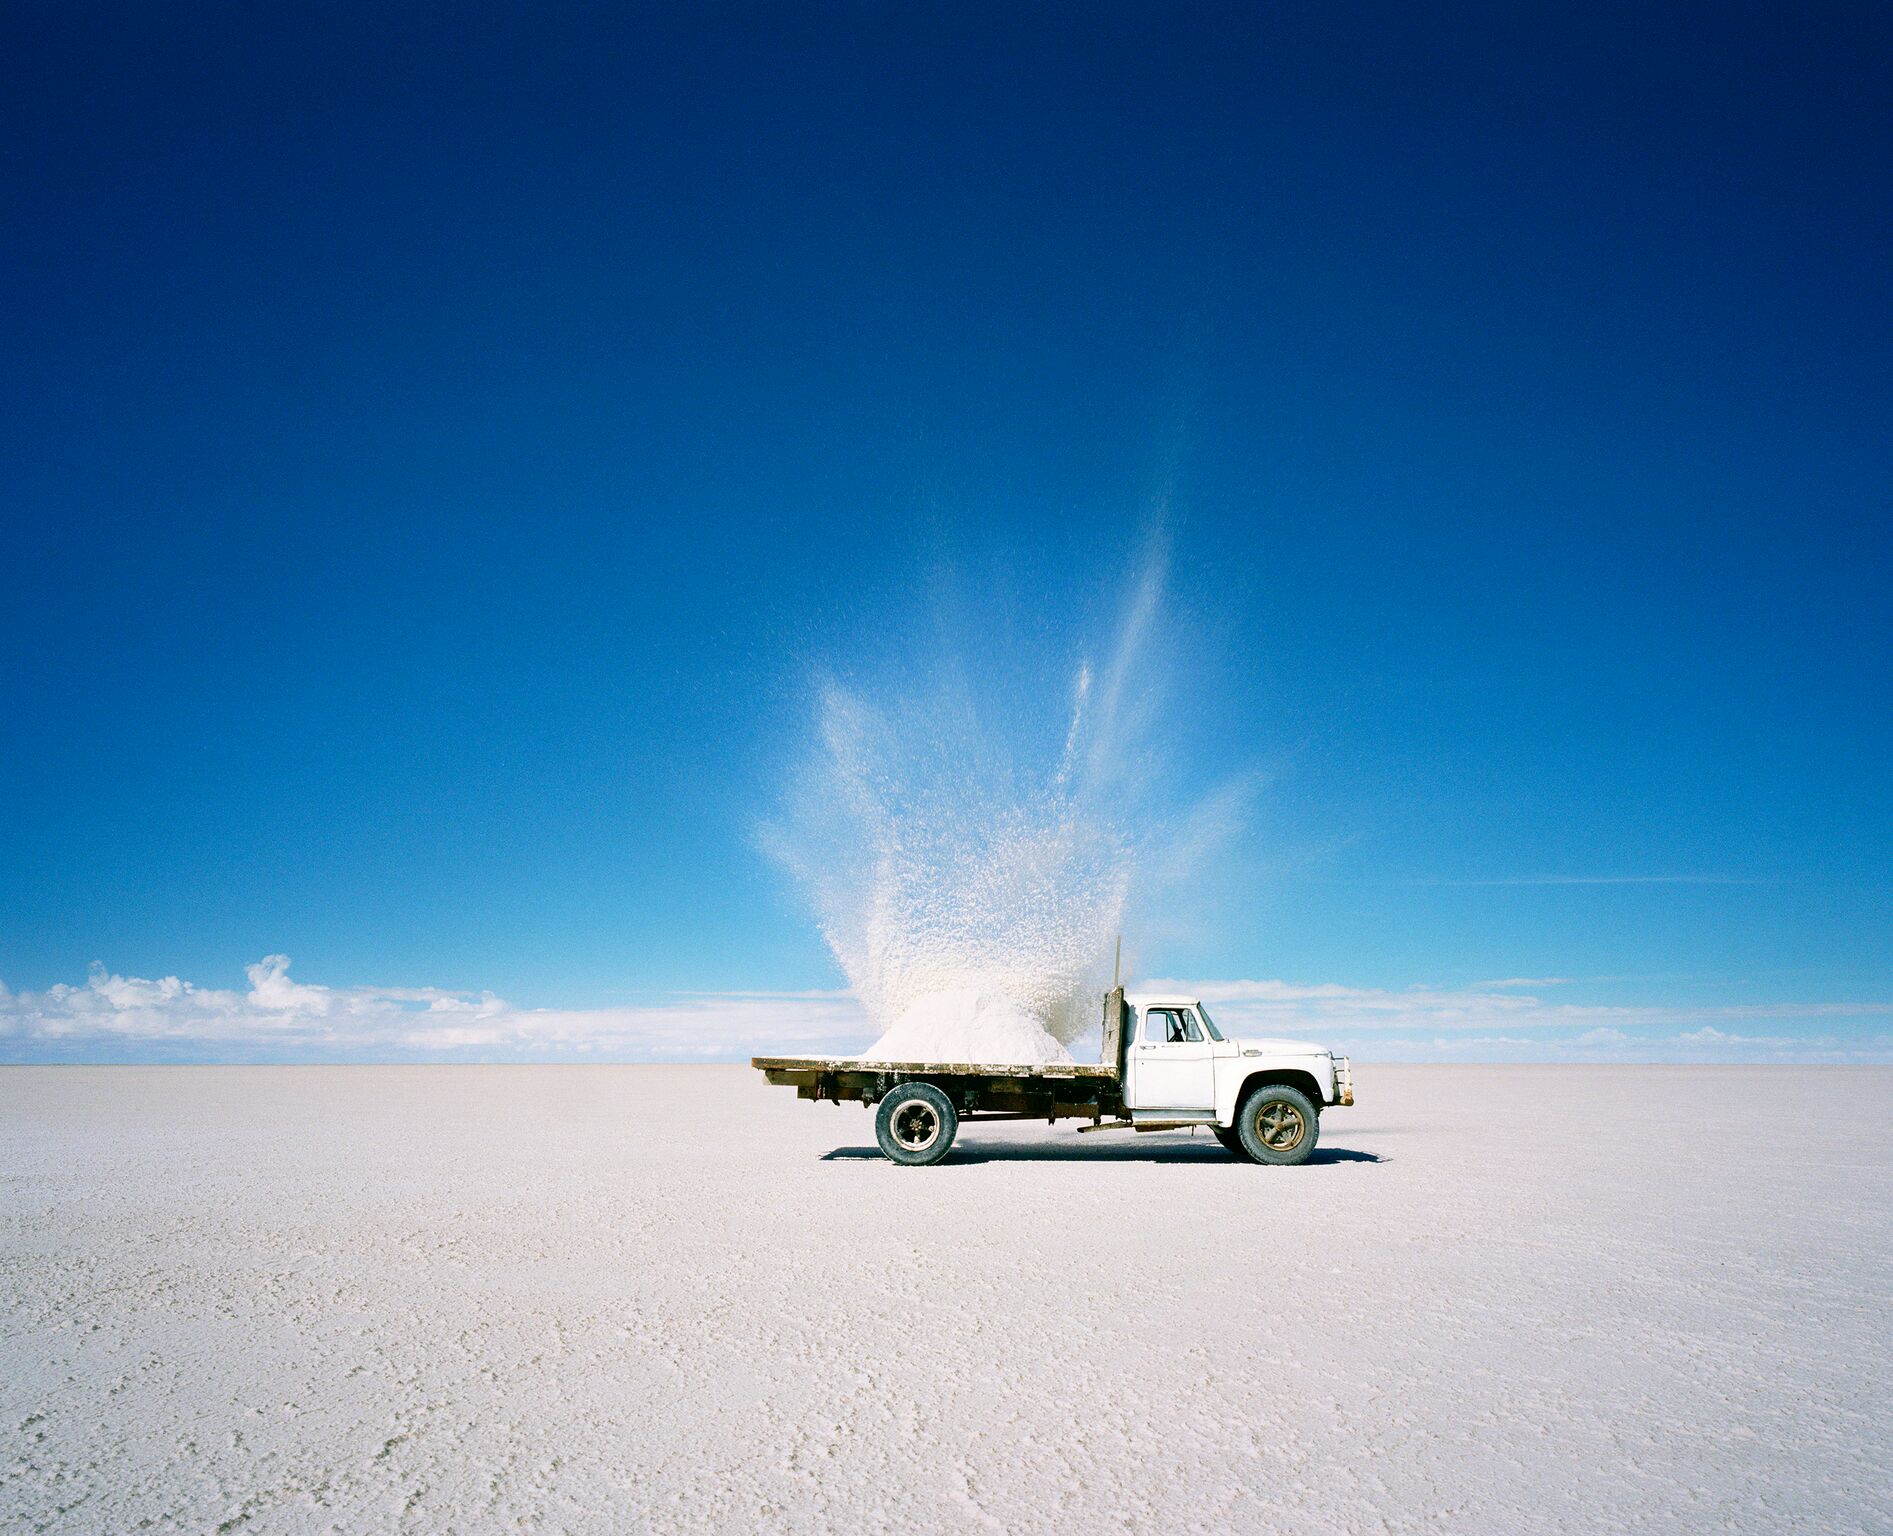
[1213,1126,1252,1160]
[874,1083,959,1167]
[1234,1084,1320,1166]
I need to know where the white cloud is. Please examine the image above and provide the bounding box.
[245,953,335,1014]
[0,957,872,1060]
[1674,1026,1799,1047]
[3,958,1888,1064]
[1170,974,1891,1033]
[1472,977,1574,989]
[1157,975,1893,1063]
[1427,1036,1537,1050]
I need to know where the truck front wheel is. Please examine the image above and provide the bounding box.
[874,1083,959,1167]
[1235,1084,1320,1166]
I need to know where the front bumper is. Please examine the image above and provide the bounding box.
[1332,1055,1355,1107]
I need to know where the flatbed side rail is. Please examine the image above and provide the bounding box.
[752,1054,1115,1078]
[752,1055,1123,1121]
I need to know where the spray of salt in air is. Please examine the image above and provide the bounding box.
[765,545,1242,1065]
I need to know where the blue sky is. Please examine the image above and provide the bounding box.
[2,3,1888,1062]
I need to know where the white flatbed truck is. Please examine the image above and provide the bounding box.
[753,986,1354,1166]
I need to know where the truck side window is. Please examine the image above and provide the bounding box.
[1144,1009,1199,1044]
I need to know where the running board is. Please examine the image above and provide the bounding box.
[1077,1117,1219,1134]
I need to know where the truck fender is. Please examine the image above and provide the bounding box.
[1217,1067,1327,1128]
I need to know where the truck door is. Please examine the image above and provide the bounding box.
[1131,1007,1216,1112]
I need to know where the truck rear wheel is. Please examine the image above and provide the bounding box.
[1235,1084,1319,1166]
[874,1083,958,1167]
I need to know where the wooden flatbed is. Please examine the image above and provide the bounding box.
[752,1053,1126,1122]
[753,993,1133,1122]
[752,1055,1115,1078]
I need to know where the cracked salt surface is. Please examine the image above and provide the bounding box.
[2,1065,1888,1534]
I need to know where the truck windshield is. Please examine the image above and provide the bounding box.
[1194,1005,1224,1042]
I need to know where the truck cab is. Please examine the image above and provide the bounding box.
[1122,991,1353,1161]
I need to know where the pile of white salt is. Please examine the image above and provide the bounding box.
[858,989,1073,1065]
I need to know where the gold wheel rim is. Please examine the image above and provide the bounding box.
[1256,1101,1305,1151]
